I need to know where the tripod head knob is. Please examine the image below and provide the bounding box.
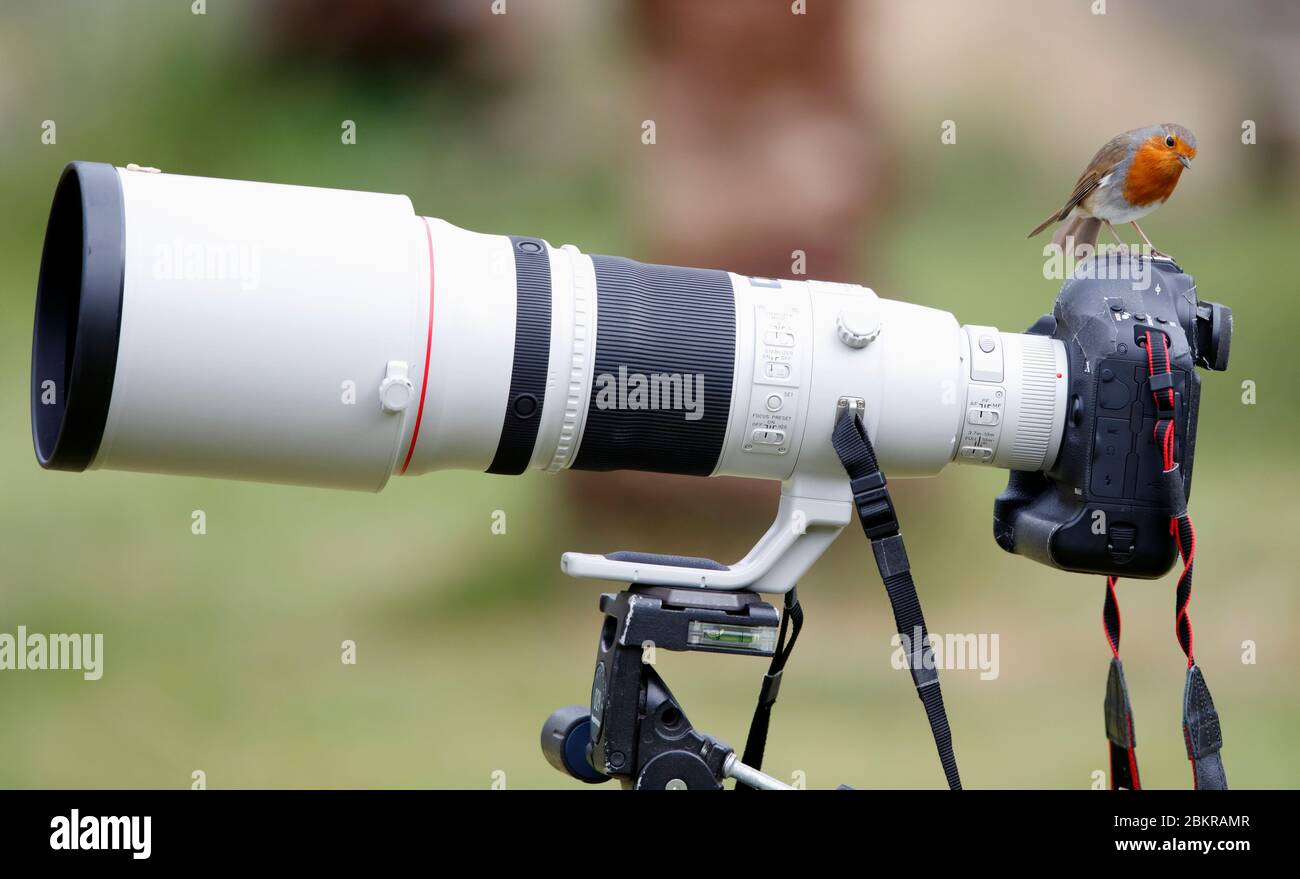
[540,705,605,784]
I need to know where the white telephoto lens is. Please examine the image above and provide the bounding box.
[32,164,1068,494]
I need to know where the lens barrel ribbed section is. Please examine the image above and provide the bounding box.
[572,256,735,475]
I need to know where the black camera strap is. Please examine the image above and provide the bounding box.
[735,408,963,791]
[1101,330,1226,790]
[831,406,962,790]
[735,587,803,792]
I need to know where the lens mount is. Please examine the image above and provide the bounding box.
[31,161,126,471]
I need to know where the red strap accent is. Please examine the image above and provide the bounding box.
[1147,332,1197,667]
[1102,575,1121,658]
[1103,330,1202,789]
[1172,512,1196,667]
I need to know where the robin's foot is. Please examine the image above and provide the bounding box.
[1129,221,1170,258]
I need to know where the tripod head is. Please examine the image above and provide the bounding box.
[542,584,799,790]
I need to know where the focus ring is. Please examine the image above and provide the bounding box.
[572,256,735,476]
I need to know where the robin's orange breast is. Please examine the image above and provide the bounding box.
[1122,142,1184,207]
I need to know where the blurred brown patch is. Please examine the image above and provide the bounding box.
[567,0,888,550]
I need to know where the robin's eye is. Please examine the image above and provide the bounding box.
[1165,135,1177,147]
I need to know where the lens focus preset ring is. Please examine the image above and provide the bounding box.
[487,236,554,475]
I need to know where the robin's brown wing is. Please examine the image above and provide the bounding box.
[1027,134,1131,238]
[1051,216,1101,252]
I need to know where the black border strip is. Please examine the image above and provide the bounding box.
[0,789,1277,863]
[487,236,553,475]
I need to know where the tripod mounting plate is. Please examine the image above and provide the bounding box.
[604,585,781,658]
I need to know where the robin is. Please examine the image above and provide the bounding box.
[1028,124,1197,257]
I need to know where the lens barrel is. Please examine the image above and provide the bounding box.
[29,162,1066,491]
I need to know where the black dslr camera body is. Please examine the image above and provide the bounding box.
[995,255,1232,578]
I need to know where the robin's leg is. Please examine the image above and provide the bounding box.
[1130,221,1169,258]
[1104,222,1125,246]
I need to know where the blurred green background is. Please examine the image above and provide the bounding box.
[1,0,1297,789]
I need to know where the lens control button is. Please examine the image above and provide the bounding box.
[513,393,538,418]
[959,445,994,462]
[964,326,1004,383]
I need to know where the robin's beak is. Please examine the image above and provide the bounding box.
[1178,154,1192,169]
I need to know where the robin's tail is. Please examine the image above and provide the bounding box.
[1050,216,1101,252]
[1027,211,1061,239]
